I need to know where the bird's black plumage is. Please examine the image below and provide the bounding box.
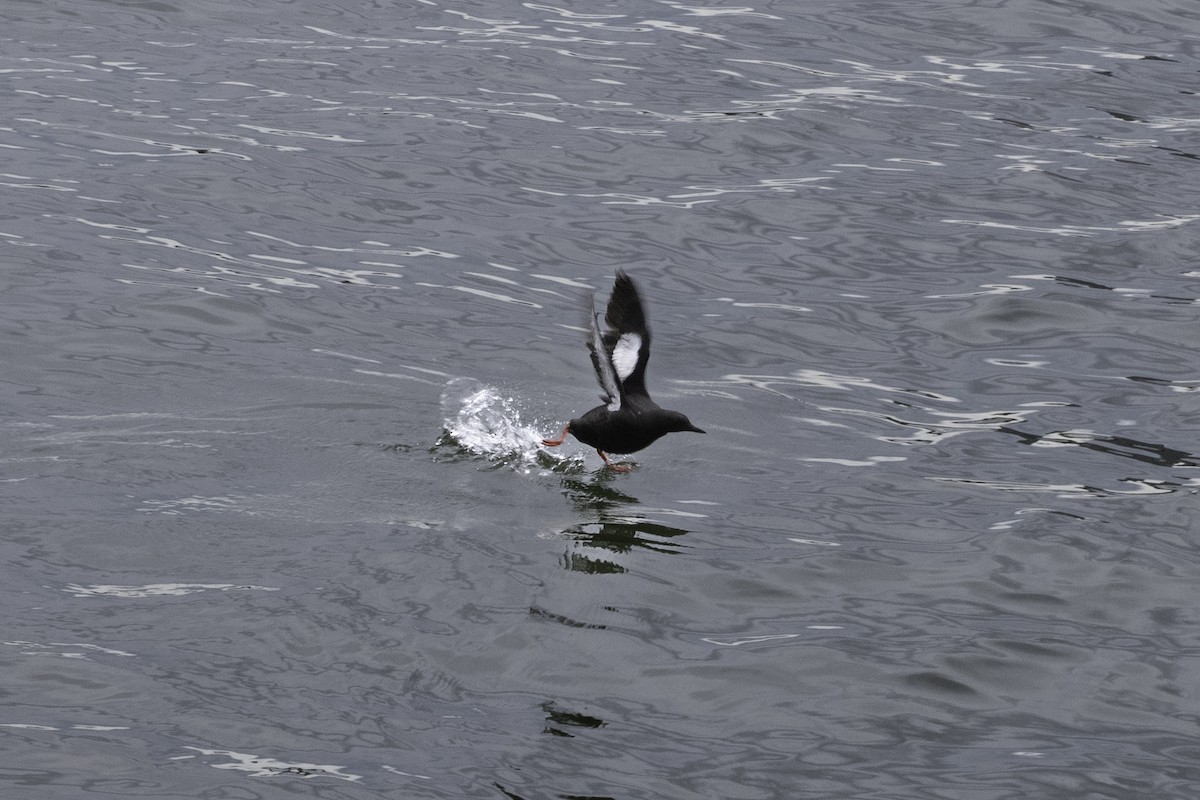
[542,271,704,469]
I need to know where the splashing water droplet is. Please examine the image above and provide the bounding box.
[439,377,555,465]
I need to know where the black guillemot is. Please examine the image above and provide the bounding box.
[542,271,704,470]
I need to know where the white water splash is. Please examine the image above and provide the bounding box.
[439,377,559,466]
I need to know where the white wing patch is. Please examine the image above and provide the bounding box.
[612,333,641,380]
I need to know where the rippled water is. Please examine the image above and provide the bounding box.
[4,0,1200,797]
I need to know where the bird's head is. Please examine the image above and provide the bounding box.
[666,411,705,435]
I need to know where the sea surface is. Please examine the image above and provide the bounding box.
[3,1,1200,797]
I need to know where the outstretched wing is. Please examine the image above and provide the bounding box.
[586,295,622,411]
[584,271,654,411]
[602,271,651,399]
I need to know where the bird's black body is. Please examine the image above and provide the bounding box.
[542,271,704,468]
[568,397,699,455]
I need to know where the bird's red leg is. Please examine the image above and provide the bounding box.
[598,450,632,473]
[542,423,570,447]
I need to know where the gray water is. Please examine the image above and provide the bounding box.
[4,1,1200,797]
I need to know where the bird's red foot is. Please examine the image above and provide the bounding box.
[598,450,632,472]
[542,423,570,447]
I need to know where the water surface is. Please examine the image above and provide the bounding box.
[3,0,1200,797]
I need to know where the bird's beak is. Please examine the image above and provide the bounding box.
[689,425,706,434]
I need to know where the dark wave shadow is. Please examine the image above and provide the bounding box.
[999,425,1197,468]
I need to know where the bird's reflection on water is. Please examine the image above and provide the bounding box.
[540,701,606,737]
[555,471,691,574]
[558,469,640,511]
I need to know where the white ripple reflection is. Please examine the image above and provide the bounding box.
[0,723,131,730]
[944,214,1200,237]
[681,370,959,403]
[800,455,907,466]
[702,633,805,646]
[930,477,1176,498]
[926,283,1032,298]
[657,1,782,19]
[181,747,362,781]
[65,583,280,597]
[3,641,136,658]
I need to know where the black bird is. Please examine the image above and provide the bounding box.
[542,271,705,470]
